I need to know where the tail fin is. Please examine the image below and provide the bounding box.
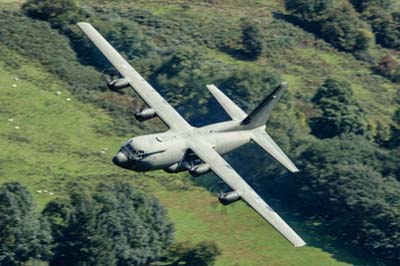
[206,84,247,121]
[240,82,287,130]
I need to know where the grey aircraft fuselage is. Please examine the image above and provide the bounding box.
[113,120,256,173]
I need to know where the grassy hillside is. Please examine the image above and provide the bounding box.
[0,35,370,266]
[1,0,399,265]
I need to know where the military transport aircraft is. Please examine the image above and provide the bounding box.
[78,22,306,247]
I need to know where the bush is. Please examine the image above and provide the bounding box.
[160,241,221,266]
[310,79,369,139]
[374,55,400,82]
[350,0,393,12]
[240,19,264,59]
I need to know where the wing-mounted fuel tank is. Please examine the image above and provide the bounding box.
[135,108,157,122]
[107,78,130,91]
[189,163,210,177]
[218,191,241,205]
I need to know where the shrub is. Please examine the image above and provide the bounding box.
[310,79,369,138]
[374,55,400,82]
[240,19,264,59]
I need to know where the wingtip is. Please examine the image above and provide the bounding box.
[291,167,300,173]
[77,22,91,28]
[294,242,307,248]
[206,84,217,92]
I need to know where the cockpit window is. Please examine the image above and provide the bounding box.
[120,143,146,160]
[132,150,145,160]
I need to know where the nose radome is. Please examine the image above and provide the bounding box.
[112,152,128,166]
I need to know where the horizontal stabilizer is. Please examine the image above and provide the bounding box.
[252,131,299,173]
[206,84,247,121]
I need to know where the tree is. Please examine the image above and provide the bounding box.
[285,0,374,52]
[309,79,369,139]
[22,0,79,22]
[44,182,174,266]
[388,107,400,148]
[295,137,400,262]
[285,0,336,22]
[0,182,53,266]
[240,19,263,59]
[153,46,231,125]
[362,7,400,50]
[319,6,374,52]
[350,0,393,12]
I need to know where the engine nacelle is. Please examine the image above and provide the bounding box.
[218,191,241,205]
[189,164,210,177]
[164,163,185,173]
[107,78,130,91]
[135,108,156,122]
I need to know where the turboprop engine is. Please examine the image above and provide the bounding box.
[107,78,130,91]
[134,108,156,122]
[218,191,241,205]
[189,163,210,177]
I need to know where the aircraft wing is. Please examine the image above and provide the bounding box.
[188,138,306,247]
[77,22,191,131]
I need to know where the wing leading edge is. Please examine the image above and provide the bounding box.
[188,139,306,247]
[77,22,191,131]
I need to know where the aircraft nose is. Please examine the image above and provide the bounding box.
[112,152,128,167]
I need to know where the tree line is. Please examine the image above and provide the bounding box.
[0,182,220,266]
[285,0,400,82]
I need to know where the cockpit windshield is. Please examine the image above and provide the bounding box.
[120,140,146,160]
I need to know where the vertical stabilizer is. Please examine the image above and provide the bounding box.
[240,83,287,130]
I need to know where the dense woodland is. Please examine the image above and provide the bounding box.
[1,0,400,265]
[0,181,220,266]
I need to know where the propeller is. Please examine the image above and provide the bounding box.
[99,68,125,95]
[133,102,145,115]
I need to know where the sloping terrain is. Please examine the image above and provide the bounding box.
[1,0,399,265]
[0,46,362,266]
